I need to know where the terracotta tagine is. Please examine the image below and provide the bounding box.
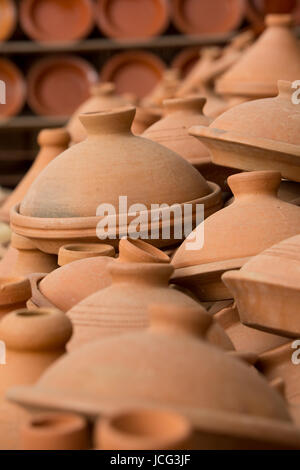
[101,51,166,100]
[95,0,170,39]
[0,0,17,41]
[215,304,290,355]
[0,129,70,224]
[0,58,26,118]
[20,413,90,450]
[192,81,300,182]
[143,96,212,167]
[0,308,72,450]
[172,171,300,302]
[67,82,130,144]
[8,303,300,450]
[11,106,221,253]
[171,0,245,35]
[223,233,300,338]
[95,408,193,450]
[142,69,180,108]
[27,55,98,117]
[246,0,299,32]
[217,15,300,98]
[20,0,94,42]
[131,106,162,135]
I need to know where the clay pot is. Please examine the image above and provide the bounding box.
[95,408,193,450]
[131,106,162,135]
[215,305,290,355]
[95,0,170,39]
[143,96,212,167]
[142,69,180,108]
[58,243,115,266]
[0,277,31,318]
[67,82,131,144]
[9,303,300,450]
[171,48,201,79]
[27,55,98,117]
[0,129,70,224]
[171,0,245,35]
[172,171,300,302]
[223,233,300,338]
[0,58,26,118]
[217,15,300,98]
[20,0,94,42]
[0,0,17,41]
[12,107,221,253]
[20,413,90,450]
[246,0,299,32]
[193,81,300,183]
[101,52,166,100]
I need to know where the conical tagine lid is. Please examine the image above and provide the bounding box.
[217,15,300,97]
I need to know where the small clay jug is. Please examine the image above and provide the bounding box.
[143,96,212,167]
[172,171,300,301]
[95,408,193,450]
[67,82,130,144]
[0,129,70,224]
[20,413,90,450]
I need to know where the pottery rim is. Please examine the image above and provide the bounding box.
[58,243,115,266]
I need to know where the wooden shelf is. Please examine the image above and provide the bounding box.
[0,116,68,130]
[0,33,236,55]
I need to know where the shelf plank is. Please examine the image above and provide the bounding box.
[0,116,68,129]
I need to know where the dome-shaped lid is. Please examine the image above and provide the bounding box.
[8,304,292,436]
[20,107,210,219]
[143,96,212,164]
[172,171,300,270]
[217,15,300,97]
[210,80,300,145]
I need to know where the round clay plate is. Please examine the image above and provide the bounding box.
[95,0,170,38]
[20,0,94,42]
[171,47,200,78]
[171,0,246,34]
[0,59,26,117]
[0,0,17,41]
[27,56,98,116]
[101,52,165,99]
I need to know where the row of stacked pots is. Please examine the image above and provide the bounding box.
[0,13,300,450]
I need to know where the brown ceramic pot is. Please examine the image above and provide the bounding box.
[20,0,94,42]
[171,48,200,79]
[67,82,130,144]
[0,58,26,117]
[0,0,17,41]
[27,55,98,116]
[95,408,193,450]
[143,96,212,166]
[0,129,70,224]
[217,15,300,98]
[101,51,166,100]
[12,107,221,253]
[172,171,300,302]
[20,413,90,450]
[95,0,170,39]
[171,0,245,34]
[223,233,300,338]
[8,303,300,450]
[193,81,300,183]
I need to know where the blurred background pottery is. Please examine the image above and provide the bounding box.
[0,276,31,317]
[171,47,201,79]
[58,243,115,266]
[27,55,98,116]
[95,0,170,39]
[0,0,17,41]
[20,0,94,42]
[245,0,299,32]
[131,106,162,135]
[0,58,26,118]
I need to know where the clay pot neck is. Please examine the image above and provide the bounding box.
[118,238,170,264]
[228,171,281,199]
[163,96,206,115]
[38,128,70,149]
[265,13,293,28]
[79,107,136,136]
[149,304,212,339]
[276,80,294,101]
[90,82,116,97]
[109,262,173,287]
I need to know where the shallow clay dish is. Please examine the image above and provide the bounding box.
[27,55,98,116]
[95,0,170,39]
[171,0,245,35]
[0,58,26,118]
[101,52,165,99]
[20,0,94,42]
[0,0,17,41]
[8,304,300,450]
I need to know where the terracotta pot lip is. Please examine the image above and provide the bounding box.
[95,0,170,39]
[257,341,293,366]
[0,0,17,41]
[23,412,87,435]
[111,260,174,277]
[216,78,279,97]
[20,0,95,42]
[163,95,206,110]
[8,389,300,449]
[81,105,135,119]
[119,238,170,264]
[38,128,71,147]
[28,273,57,310]
[0,58,26,117]
[172,256,251,278]
[0,276,31,304]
